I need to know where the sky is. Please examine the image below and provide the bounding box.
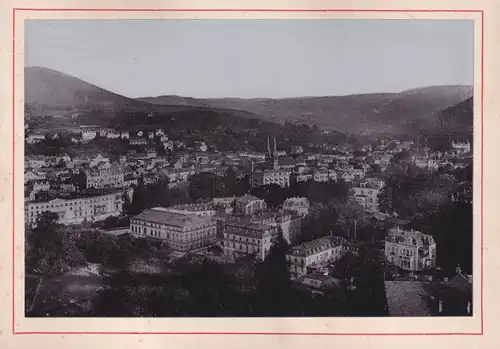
[25,19,474,99]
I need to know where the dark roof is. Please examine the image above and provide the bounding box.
[447,273,472,294]
[384,281,435,316]
[133,207,213,228]
[235,194,261,205]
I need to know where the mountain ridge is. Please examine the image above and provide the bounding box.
[25,66,473,137]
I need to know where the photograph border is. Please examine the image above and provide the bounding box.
[11,7,484,336]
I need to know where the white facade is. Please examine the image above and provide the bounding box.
[25,191,123,226]
[85,164,124,189]
[130,207,217,252]
[286,236,345,279]
[384,227,436,271]
[222,221,276,261]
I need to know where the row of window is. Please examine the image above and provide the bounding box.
[132,225,216,241]
[224,241,261,251]
[134,221,215,232]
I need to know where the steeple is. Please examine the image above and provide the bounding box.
[267,136,272,159]
[273,134,277,155]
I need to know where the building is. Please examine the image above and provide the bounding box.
[313,169,337,182]
[26,133,46,144]
[89,154,110,168]
[25,155,47,169]
[130,207,217,252]
[298,274,343,294]
[164,202,217,217]
[384,227,437,271]
[81,127,98,141]
[222,220,277,261]
[84,164,124,189]
[25,190,123,226]
[451,140,471,154]
[24,171,46,183]
[234,194,266,216]
[251,169,292,188]
[352,180,384,213]
[283,197,310,217]
[106,130,122,139]
[286,236,345,279]
[130,137,147,146]
[273,211,302,245]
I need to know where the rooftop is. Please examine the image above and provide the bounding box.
[384,281,437,316]
[27,188,122,204]
[386,227,435,247]
[235,194,262,205]
[288,236,345,257]
[133,207,213,228]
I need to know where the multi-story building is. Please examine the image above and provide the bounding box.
[84,164,124,189]
[130,207,217,252]
[451,140,471,154]
[251,169,292,188]
[222,220,277,261]
[129,137,147,146]
[24,171,46,183]
[25,189,123,226]
[283,197,310,217]
[352,180,384,213]
[313,169,337,182]
[273,212,302,245]
[26,133,46,144]
[164,202,217,217]
[384,226,437,271]
[25,155,48,169]
[234,194,266,216]
[80,127,98,141]
[286,236,345,279]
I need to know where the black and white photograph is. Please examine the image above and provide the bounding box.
[23,19,474,318]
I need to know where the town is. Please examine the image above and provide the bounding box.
[24,120,473,317]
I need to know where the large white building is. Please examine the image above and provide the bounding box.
[25,190,123,226]
[384,227,437,271]
[286,236,346,279]
[84,164,124,189]
[251,169,292,188]
[130,207,217,252]
[222,219,277,261]
[352,179,385,213]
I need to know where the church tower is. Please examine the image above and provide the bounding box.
[267,136,272,160]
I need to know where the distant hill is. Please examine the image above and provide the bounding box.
[25,66,473,138]
[140,86,473,136]
[24,66,280,135]
[436,97,473,132]
[25,66,152,113]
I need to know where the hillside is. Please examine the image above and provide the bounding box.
[436,97,473,132]
[140,86,472,136]
[25,66,153,113]
[24,66,281,137]
[25,66,473,138]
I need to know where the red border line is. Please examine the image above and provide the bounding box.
[12,8,485,12]
[12,8,485,336]
[12,7,16,336]
[480,9,484,336]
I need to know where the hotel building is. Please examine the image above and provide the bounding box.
[384,227,437,271]
[130,207,217,252]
